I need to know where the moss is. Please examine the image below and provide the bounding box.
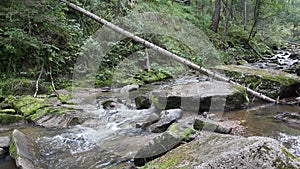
[29,106,69,121]
[58,94,74,104]
[9,138,18,159]
[2,95,49,117]
[216,65,300,86]
[168,123,196,141]
[142,150,186,169]
[0,113,23,124]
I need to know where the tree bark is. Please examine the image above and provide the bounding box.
[248,0,261,41]
[210,0,221,33]
[60,0,277,103]
[221,0,232,43]
[243,0,247,30]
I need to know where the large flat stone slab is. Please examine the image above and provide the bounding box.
[142,132,300,168]
[151,81,247,112]
[216,65,300,98]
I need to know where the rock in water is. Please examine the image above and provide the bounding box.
[215,65,300,98]
[134,122,196,166]
[135,96,152,110]
[193,118,232,134]
[148,109,182,133]
[10,129,41,169]
[151,81,247,112]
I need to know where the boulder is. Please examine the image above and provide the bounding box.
[0,148,6,158]
[0,136,11,148]
[32,109,82,128]
[193,117,232,134]
[136,113,160,129]
[0,113,23,124]
[134,122,196,166]
[10,129,41,169]
[151,81,247,112]
[135,96,152,110]
[148,109,182,133]
[120,84,139,93]
[215,65,300,98]
[142,132,300,168]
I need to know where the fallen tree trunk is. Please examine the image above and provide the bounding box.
[60,0,277,103]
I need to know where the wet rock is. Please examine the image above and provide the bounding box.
[274,112,300,124]
[102,100,118,109]
[134,122,196,166]
[141,132,300,168]
[10,129,41,169]
[136,113,160,129]
[148,109,182,133]
[193,118,232,134]
[120,84,139,93]
[135,96,151,110]
[151,81,247,112]
[32,109,83,128]
[0,136,11,148]
[0,148,6,158]
[215,65,300,98]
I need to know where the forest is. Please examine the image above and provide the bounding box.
[0,0,299,91]
[0,0,300,169]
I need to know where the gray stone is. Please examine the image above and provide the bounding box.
[136,113,160,129]
[33,110,82,128]
[151,81,247,112]
[11,129,41,169]
[135,96,152,110]
[120,84,139,93]
[141,132,300,169]
[134,121,196,166]
[193,117,232,134]
[0,148,6,158]
[215,65,300,98]
[0,136,11,148]
[149,109,182,133]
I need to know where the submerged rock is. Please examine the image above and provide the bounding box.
[274,112,300,124]
[215,65,300,98]
[151,81,247,112]
[142,132,300,168]
[10,129,41,169]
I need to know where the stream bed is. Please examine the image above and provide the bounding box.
[1,75,300,168]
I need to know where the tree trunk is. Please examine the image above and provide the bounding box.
[248,0,261,41]
[242,0,247,30]
[210,0,221,33]
[221,0,232,43]
[60,0,277,103]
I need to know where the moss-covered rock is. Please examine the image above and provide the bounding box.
[10,129,41,169]
[0,113,23,124]
[134,122,196,166]
[151,81,247,112]
[216,65,300,98]
[142,132,300,168]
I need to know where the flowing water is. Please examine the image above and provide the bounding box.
[1,78,300,169]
